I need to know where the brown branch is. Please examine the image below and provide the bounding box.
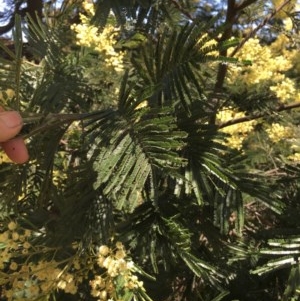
[210,1,240,124]
[218,102,300,129]
[214,0,259,92]
[0,1,25,35]
[236,0,258,11]
[211,0,293,125]
[27,0,43,23]
[214,0,237,93]
[215,0,293,90]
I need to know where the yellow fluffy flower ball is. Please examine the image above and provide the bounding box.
[266,123,294,143]
[71,1,125,72]
[216,108,256,150]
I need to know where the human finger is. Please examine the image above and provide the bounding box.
[1,137,29,164]
[0,111,23,142]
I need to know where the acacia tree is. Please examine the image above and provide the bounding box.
[0,0,300,300]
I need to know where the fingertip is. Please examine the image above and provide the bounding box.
[1,137,29,164]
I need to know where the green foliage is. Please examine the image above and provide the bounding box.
[0,0,300,300]
[131,17,238,112]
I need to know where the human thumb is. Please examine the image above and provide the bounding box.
[0,111,23,142]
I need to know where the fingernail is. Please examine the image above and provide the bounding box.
[0,111,23,128]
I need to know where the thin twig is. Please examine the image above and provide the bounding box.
[19,110,106,140]
[218,101,300,129]
[231,0,293,57]
[212,0,294,125]
[214,0,237,93]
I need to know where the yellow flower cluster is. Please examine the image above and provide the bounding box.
[71,1,125,72]
[288,139,300,162]
[0,219,146,300]
[265,123,294,143]
[0,88,15,106]
[288,152,300,162]
[0,153,13,164]
[0,221,80,300]
[270,33,290,54]
[216,108,256,150]
[228,37,296,103]
[82,0,95,15]
[0,221,31,270]
[4,260,78,300]
[90,242,145,301]
[270,78,296,101]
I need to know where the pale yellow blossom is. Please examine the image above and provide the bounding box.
[266,123,294,143]
[270,78,296,102]
[288,152,300,161]
[227,36,297,103]
[71,2,125,72]
[216,108,256,150]
[90,243,146,300]
[11,232,19,241]
[7,221,17,231]
[9,261,18,271]
[99,245,110,256]
[23,241,31,249]
[0,231,9,242]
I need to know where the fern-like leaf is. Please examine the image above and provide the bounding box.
[132,17,238,113]
[91,78,187,211]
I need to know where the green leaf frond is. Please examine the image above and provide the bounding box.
[0,14,94,116]
[131,17,238,113]
[225,152,285,214]
[244,235,300,294]
[230,172,284,214]
[159,212,226,288]
[161,214,192,253]
[245,236,300,300]
[282,264,300,301]
[175,114,234,201]
[182,128,234,206]
[92,0,182,31]
[229,89,280,114]
[90,77,187,211]
[177,109,283,233]
[93,0,138,28]
[227,240,258,264]
[116,198,227,293]
[92,0,188,30]
[0,16,24,102]
[179,250,226,289]
[26,14,65,66]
